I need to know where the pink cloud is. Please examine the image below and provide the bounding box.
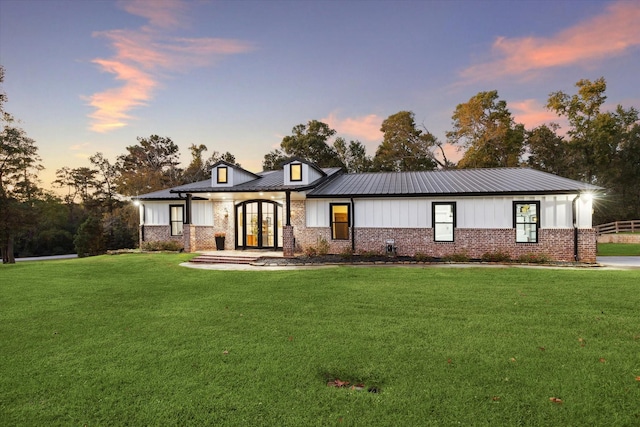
[460,1,640,82]
[118,0,188,29]
[87,0,253,133]
[510,99,562,130]
[323,112,383,142]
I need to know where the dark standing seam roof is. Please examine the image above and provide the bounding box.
[307,168,602,198]
[136,167,343,200]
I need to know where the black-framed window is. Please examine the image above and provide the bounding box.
[433,202,456,242]
[514,201,539,243]
[217,166,228,184]
[290,163,302,181]
[330,203,350,240]
[170,204,184,236]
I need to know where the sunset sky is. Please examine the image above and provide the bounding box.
[1,0,639,191]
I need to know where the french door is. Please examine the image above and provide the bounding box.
[235,200,283,249]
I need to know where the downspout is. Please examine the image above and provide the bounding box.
[139,202,145,242]
[572,194,580,261]
[350,198,355,253]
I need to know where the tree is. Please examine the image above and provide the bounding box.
[116,135,182,196]
[525,123,569,175]
[262,149,288,171]
[183,145,238,183]
[334,137,372,173]
[372,111,442,171]
[447,91,525,168]
[0,66,43,263]
[74,215,106,257]
[279,120,344,168]
[90,152,119,214]
[545,77,640,222]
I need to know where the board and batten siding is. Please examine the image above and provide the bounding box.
[305,194,592,229]
[140,201,214,226]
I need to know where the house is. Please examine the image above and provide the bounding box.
[134,158,601,263]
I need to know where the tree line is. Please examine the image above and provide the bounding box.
[2,64,638,263]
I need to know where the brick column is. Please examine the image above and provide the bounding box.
[283,225,295,258]
[183,224,196,253]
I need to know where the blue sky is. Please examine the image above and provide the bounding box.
[1,0,639,190]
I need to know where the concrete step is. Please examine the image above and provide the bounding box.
[189,255,260,265]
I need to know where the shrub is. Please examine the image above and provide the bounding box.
[517,253,550,264]
[141,240,184,252]
[481,251,512,263]
[316,237,330,256]
[74,215,106,258]
[358,249,383,258]
[441,252,470,263]
[303,246,318,257]
[339,247,354,260]
[414,252,433,262]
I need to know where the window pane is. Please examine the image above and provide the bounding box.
[435,223,453,242]
[515,203,538,243]
[170,205,184,236]
[434,203,454,242]
[217,167,227,183]
[331,205,349,240]
[290,164,302,181]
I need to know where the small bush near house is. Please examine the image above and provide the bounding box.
[441,252,470,263]
[358,249,383,258]
[140,240,184,252]
[517,253,551,264]
[414,252,433,262]
[339,247,354,260]
[480,251,512,263]
[303,245,318,257]
[316,237,330,256]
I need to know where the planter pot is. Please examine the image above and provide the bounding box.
[215,237,225,250]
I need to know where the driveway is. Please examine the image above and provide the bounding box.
[15,254,78,262]
[597,256,640,269]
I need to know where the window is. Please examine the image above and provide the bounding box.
[330,204,350,240]
[433,202,455,242]
[514,202,539,243]
[217,166,228,184]
[290,163,302,181]
[170,205,184,236]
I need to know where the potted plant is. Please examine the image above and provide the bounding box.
[215,232,226,250]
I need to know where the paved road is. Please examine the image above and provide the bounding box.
[597,256,640,269]
[15,254,78,262]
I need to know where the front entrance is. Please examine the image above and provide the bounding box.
[235,200,283,250]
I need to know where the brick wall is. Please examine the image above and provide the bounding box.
[295,225,597,263]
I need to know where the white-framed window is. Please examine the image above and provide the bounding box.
[433,202,455,242]
[514,201,539,243]
[170,204,184,236]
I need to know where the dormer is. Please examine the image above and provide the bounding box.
[210,161,259,188]
[283,158,326,186]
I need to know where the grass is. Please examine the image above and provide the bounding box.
[1,254,639,426]
[597,242,640,256]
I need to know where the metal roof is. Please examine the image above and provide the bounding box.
[307,168,602,198]
[136,168,343,200]
[136,167,602,201]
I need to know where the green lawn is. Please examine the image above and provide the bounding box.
[1,254,639,426]
[597,242,640,256]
